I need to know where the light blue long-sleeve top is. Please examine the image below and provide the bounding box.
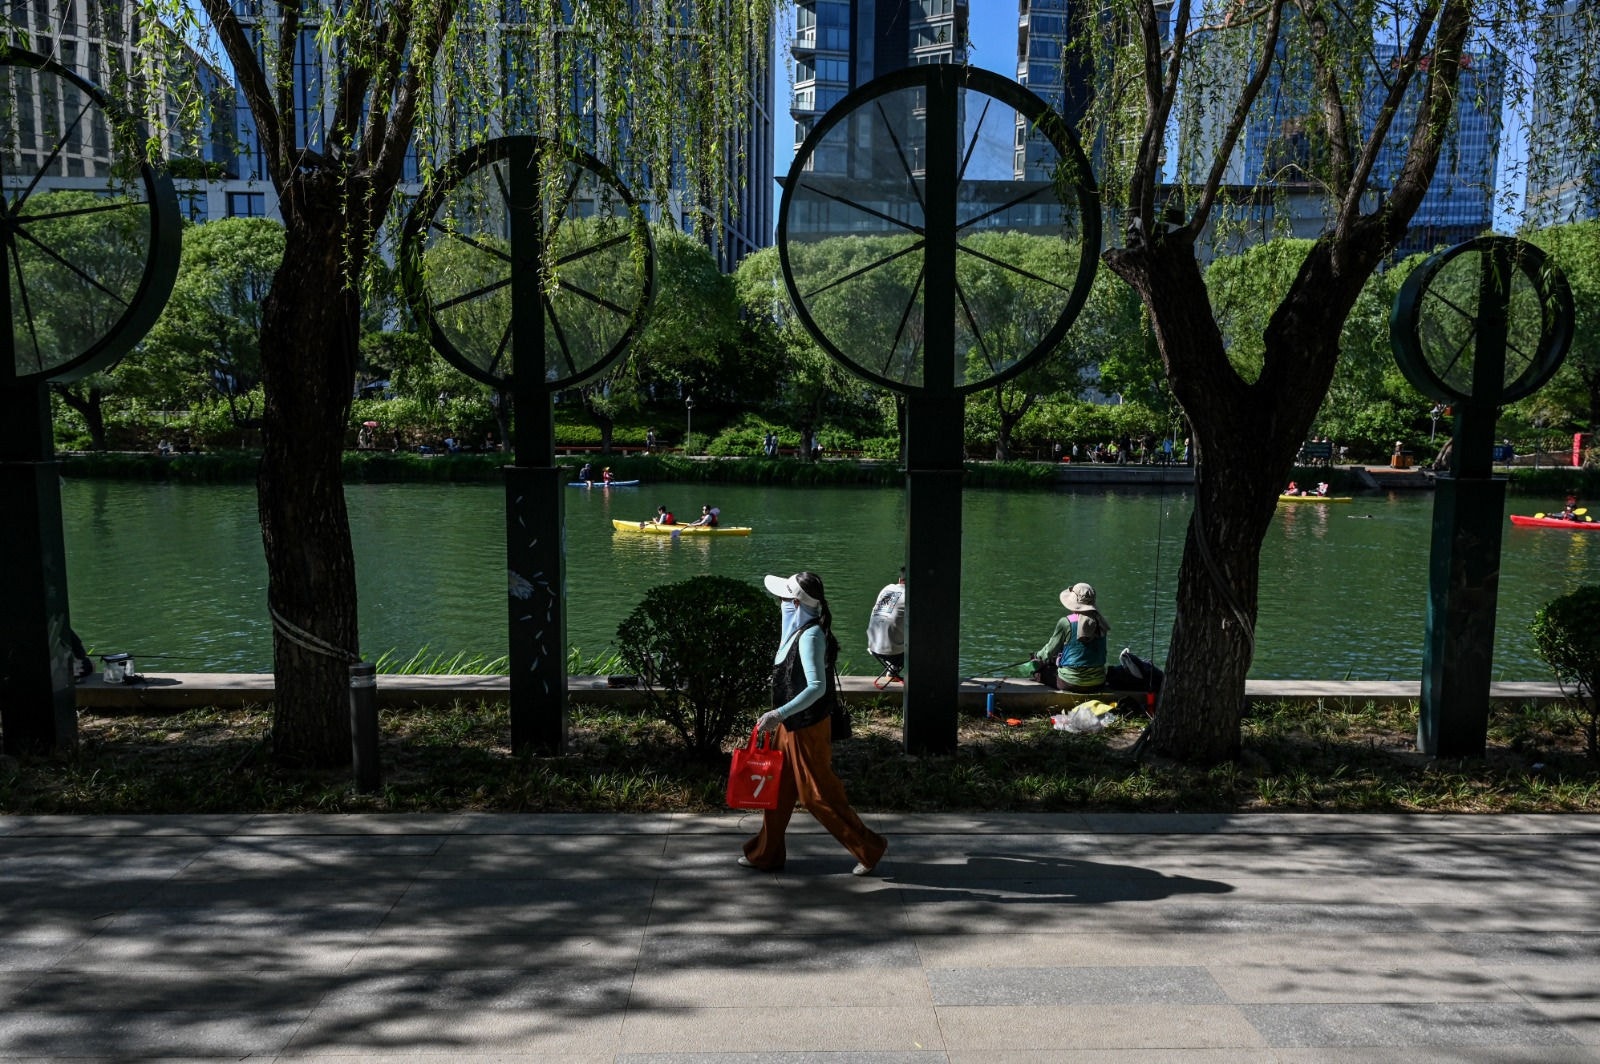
[770,624,828,721]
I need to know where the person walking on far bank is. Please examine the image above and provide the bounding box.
[740,571,887,876]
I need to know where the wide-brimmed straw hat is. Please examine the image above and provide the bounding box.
[764,573,820,609]
[1059,582,1099,614]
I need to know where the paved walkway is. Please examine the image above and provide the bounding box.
[3,812,1599,1061]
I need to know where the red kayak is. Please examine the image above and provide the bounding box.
[1509,514,1599,530]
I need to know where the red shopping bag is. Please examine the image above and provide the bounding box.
[726,726,785,810]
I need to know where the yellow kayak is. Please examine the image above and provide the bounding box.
[613,519,752,536]
[1278,494,1352,503]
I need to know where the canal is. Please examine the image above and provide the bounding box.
[60,479,1597,680]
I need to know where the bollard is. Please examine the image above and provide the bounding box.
[349,661,381,793]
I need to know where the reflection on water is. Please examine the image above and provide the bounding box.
[60,479,1592,680]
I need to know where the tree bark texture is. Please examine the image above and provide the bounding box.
[55,387,106,451]
[1108,225,1385,763]
[258,179,363,768]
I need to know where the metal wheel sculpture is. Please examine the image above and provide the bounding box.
[777,65,1099,396]
[399,136,653,393]
[1,48,180,385]
[1391,236,1572,407]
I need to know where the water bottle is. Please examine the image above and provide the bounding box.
[986,686,996,719]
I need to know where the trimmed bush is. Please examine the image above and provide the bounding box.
[615,576,773,760]
[1530,585,1600,760]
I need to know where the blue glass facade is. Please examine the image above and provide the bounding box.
[1526,0,1600,226]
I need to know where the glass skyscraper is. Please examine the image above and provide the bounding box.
[789,0,969,177]
[1525,0,1600,227]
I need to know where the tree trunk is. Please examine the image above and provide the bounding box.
[54,386,107,451]
[258,189,362,768]
[1108,233,1371,764]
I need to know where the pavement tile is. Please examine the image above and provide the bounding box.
[927,964,1228,1006]
[346,929,645,969]
[1439,932,1600,965]
[946,1053,1278,1064]
[630,967,930,1008]
[934,1003,1266,1050]
[7,814,254,836]
[381,876,658,933]
[313,966,637,1012]
[619,1054,947,1064]
[1480,963,1600,1002]
[240,813,467,835]
[911,931,1467,970]
[456,812,677,835]
[1239,1002,1581,1047]
[281,1006,625,1055]
[56,930,374,972]
[1209,962,1515,1004]
[617,1005,944,1053]
[1532,1002,1600,1046]
[1271,1052,1600,1063]
[639,931,921,972]
[5,969,339,1011]
[0,1009,307,1057]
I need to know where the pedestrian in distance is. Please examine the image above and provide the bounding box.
[740,571,887,876]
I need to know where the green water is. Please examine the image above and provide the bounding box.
[61,479,1598,680]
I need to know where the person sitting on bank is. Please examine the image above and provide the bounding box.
[682,504,719,528]
[1029,582,1161,694]
[866,567,906,685]
[641,504,675,529]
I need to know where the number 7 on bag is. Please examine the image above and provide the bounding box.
[726,726,785,810]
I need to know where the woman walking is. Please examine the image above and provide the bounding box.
[739,570,887,876]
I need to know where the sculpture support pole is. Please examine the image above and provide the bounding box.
[506,141,566,755]
[902,67,962,756]
[0,385,77,756]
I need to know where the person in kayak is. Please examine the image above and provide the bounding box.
[640,504,676,529]
[739,570,886,877]
[1559,496,1581,521]
[1029,582,1162,694]
[682,504,720,528]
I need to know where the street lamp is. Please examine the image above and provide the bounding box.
[684,395,694,452]
[1430,403,1443,441]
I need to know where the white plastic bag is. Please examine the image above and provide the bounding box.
[1052,700,1118,733]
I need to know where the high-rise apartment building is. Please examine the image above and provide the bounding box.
[1525,0,1600,227]
[221,2,775,270]
[7,3,773,269]
[2,0,231,217]
[1178,11,1503,257]
[789,0,969,176]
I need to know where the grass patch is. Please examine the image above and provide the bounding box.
[2,697,1597,815]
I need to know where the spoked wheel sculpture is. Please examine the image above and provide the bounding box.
[0,47,180,754]
[777,65,1099,752]
[1390,236,1573,757]
[401,135,653,752]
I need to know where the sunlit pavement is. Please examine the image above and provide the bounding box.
[3,811,1599,1061]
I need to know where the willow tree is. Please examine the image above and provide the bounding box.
[1080,0,1600,763]
[119,0,774,765]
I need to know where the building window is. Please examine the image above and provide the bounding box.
[228,191,266,218]
[178,189,209,223]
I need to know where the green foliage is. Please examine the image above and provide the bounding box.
[1530,587,1600,760]
[614,576,774,760]
[1526,220,1600,432]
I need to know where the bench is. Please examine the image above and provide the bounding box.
[1298,440,1334,465]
